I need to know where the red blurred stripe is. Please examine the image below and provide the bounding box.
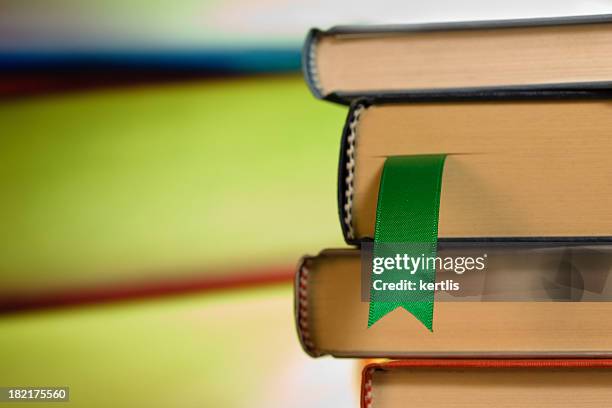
[0,266,294,314]
[0,72,299,99]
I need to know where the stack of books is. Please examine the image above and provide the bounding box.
[296,14,612,408]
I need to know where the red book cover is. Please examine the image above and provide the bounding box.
[361,359,612,408]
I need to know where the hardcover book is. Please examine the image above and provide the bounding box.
[296,249,612,358]
[337,98,612,244]
[304,14,612,103]
[361,359,612,408]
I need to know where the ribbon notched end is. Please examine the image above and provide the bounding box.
[368,302,434,332]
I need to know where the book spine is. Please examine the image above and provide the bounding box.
[301,29,325,100]
[338,102,368,246]
[361,364,375,408]
[294,256,320,357]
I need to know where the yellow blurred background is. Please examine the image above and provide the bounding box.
[0,75,355,406]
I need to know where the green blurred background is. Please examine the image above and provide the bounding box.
[0,76,345,292]
[0,75,353,406]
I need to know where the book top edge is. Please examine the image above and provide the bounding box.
[314,13,612,36]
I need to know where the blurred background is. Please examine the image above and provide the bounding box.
[1,1,612,407]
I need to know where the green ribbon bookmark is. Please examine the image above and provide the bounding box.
[368,155,446,331]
